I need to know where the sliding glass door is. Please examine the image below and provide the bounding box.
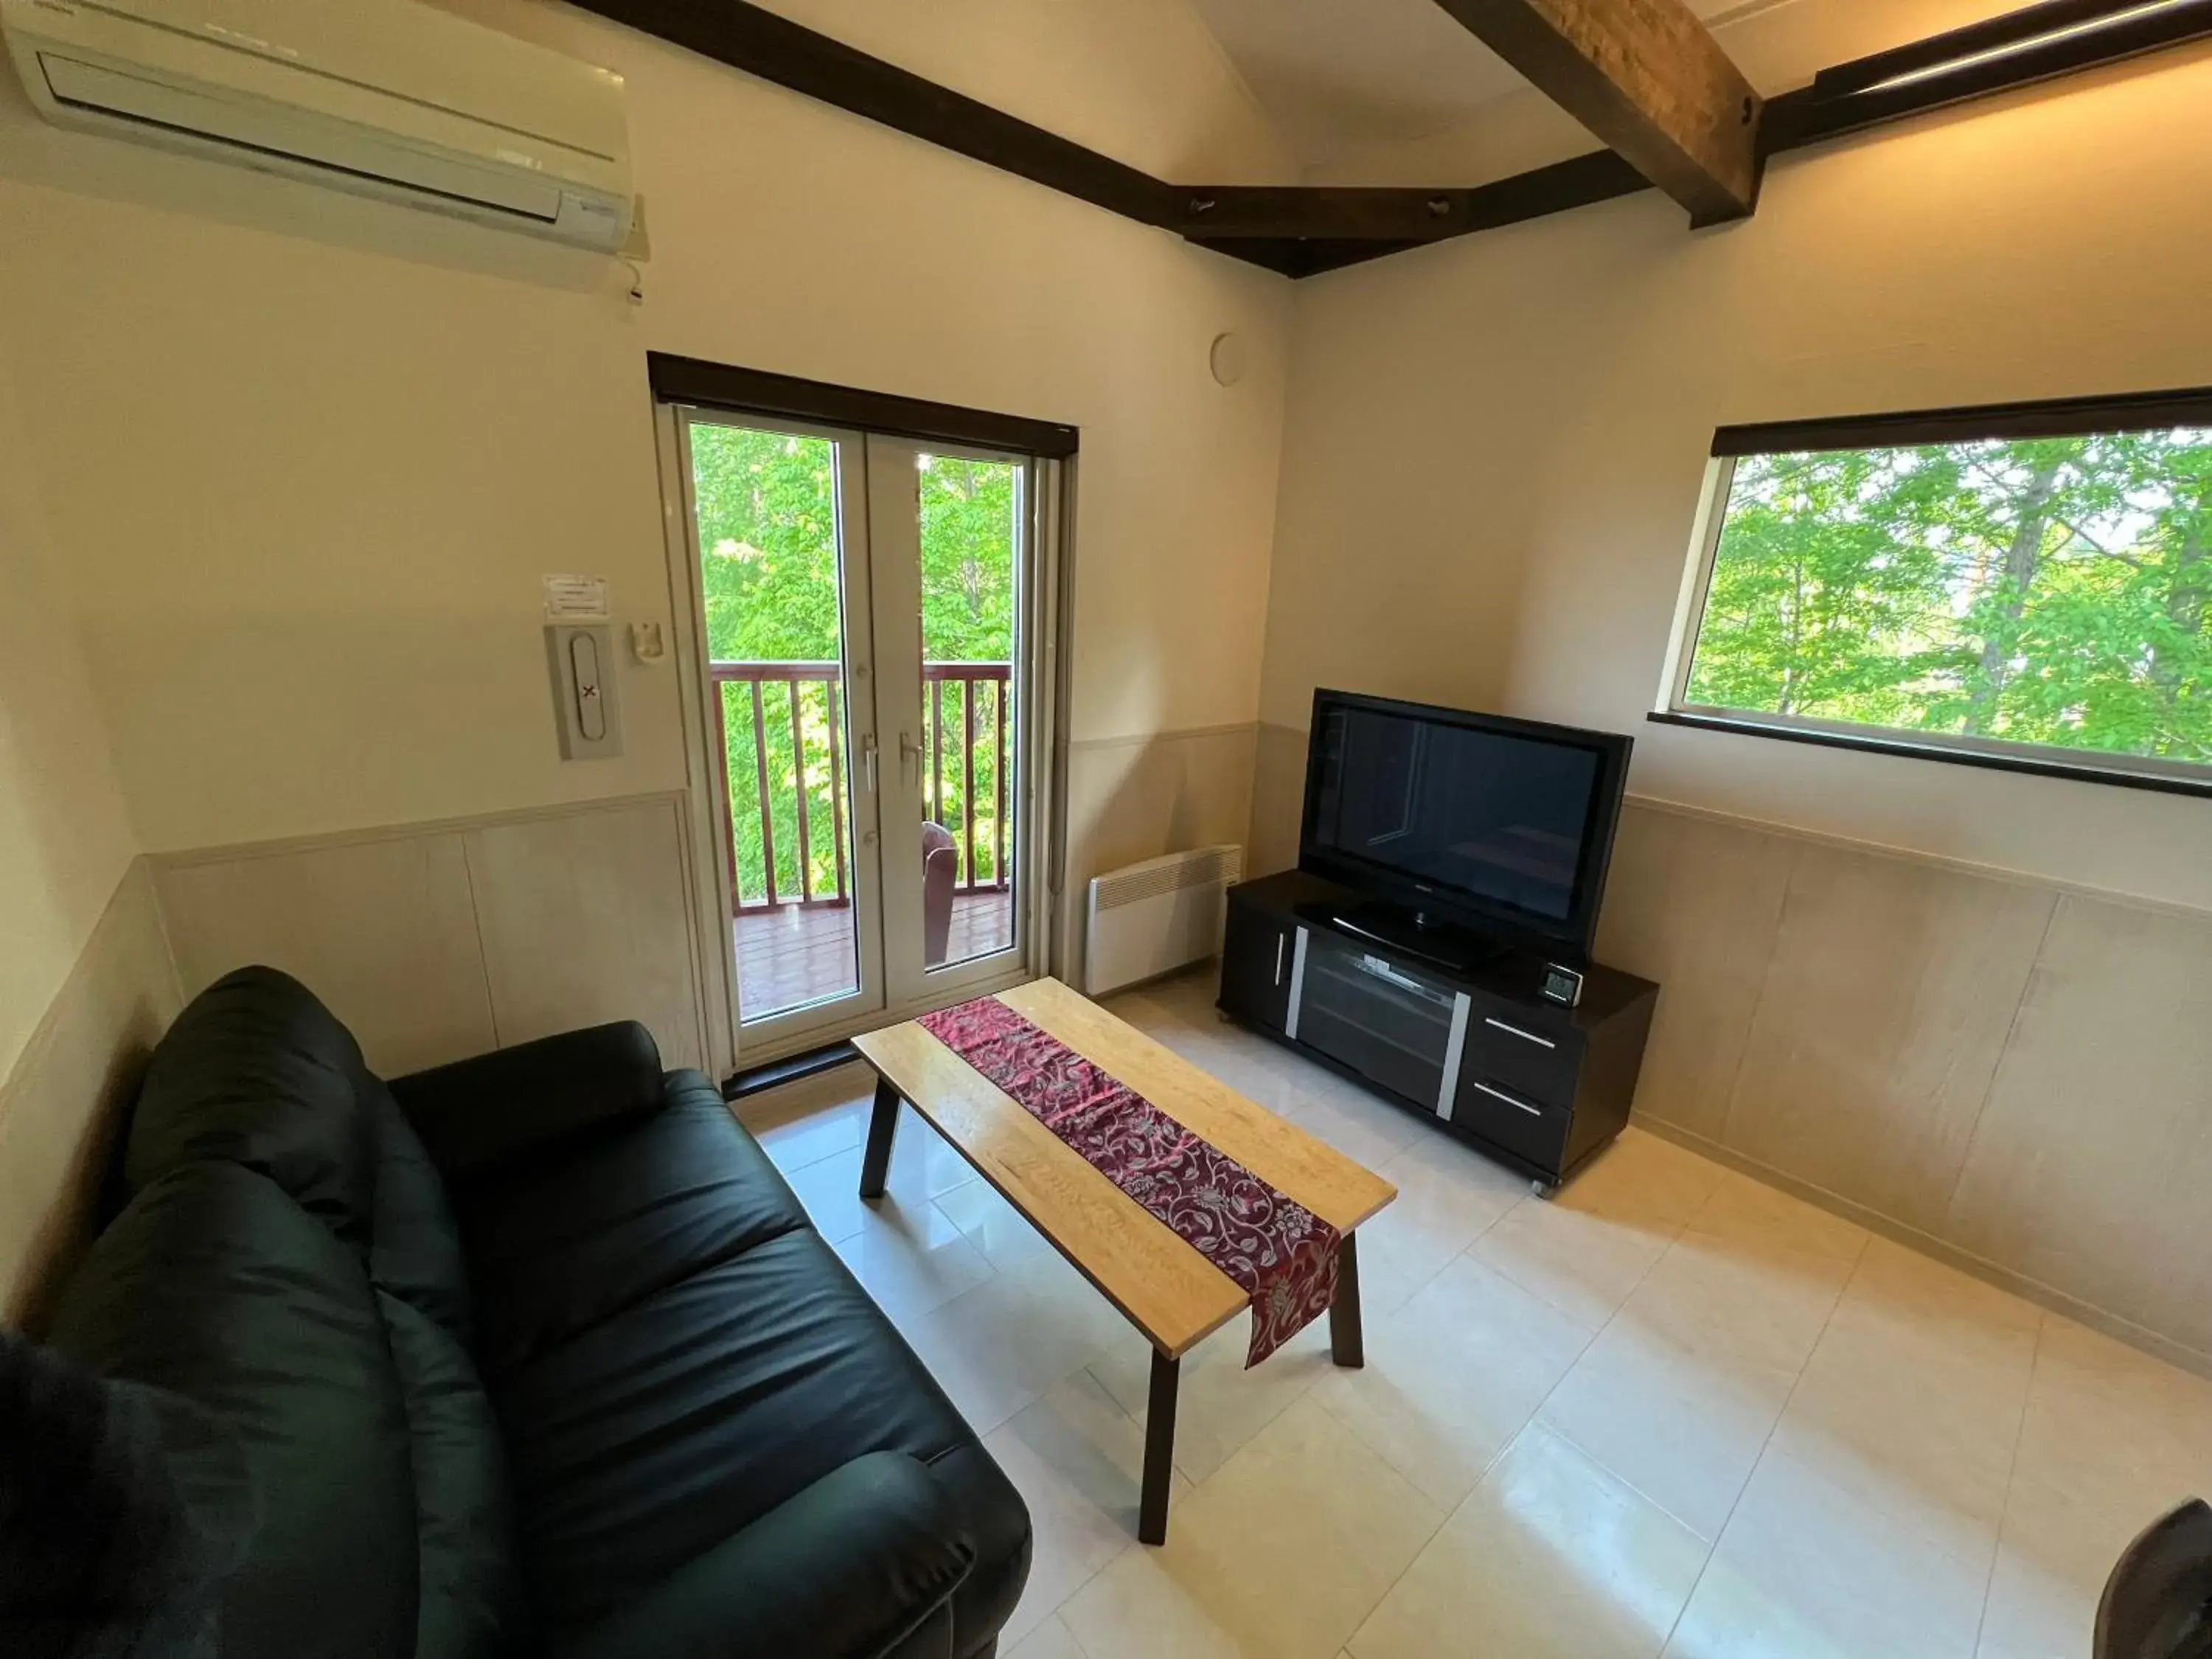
[665,411,1046,1065]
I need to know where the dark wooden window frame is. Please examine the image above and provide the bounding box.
[1711,384,2212,456]
[1649,712,2212,801]
[648,353,1078,459]
[1662,382,2212,802]
[571,0,2212,278]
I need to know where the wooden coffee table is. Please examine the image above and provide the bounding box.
[851,977,1397,1545]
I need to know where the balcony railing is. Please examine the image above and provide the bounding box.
[710,660,1012,916]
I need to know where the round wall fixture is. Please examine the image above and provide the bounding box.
[1209,332,1248,388]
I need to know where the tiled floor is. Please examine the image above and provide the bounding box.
[734,967,2212,1659]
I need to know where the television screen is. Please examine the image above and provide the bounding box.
[1304,700,1618,929]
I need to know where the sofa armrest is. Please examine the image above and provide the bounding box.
[388,1021,666,1183]
[554,1452,975,1659]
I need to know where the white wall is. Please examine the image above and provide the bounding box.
[0,328,138,1077]
[0,0,1292,860]
[0,322,178,1322]
[1262,46,2212,911]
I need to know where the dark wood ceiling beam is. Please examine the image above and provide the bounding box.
[568,0,1180,227]
[1183,188,1481,242]
[1176,152,1646,246]
[1425,0,1763,223]
[571,0,2212,280]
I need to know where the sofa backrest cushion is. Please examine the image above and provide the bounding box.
[124,967,475,1346]
[66,967,530,1656]
[125,968,376,1245]
[47,1161,420,1659]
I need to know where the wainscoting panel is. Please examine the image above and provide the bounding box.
[1608,798,2212,1373]
[154,793,706,1081]
[1593,806,1799,1144]
[1722,844,2058,1236]
[156,832,493,1077]
[0,860,182,1324]
[465,797,705,1073]
[1944,897,2212,1357]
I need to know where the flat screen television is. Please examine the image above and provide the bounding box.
[1298,690,1632,957]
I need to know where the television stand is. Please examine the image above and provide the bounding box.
[1222,872,1658,1194]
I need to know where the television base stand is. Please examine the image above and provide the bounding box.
[1299,900,1507,977]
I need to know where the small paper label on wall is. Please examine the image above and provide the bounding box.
[543,575,610,621]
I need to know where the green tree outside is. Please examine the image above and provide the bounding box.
[1686,430,2212,766]
[688,424,1019,905]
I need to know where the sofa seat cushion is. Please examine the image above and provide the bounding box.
[549,1453,975,1659]
[454,1076,807,1375]
[493,1228,1029,1641]
[46,1162,420,1659]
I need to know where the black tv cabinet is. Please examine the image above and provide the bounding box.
[1217,871,1659,1195]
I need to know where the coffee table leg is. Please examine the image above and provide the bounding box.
[1329,1233,1364,1368]
[858,1075,900,1200]
[1139,1349,1180,1546]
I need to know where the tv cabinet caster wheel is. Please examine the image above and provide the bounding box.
[1531,1179,1557,1200]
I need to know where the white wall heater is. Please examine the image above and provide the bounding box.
[1083,845,1244,997]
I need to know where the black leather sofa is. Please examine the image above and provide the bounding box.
[39,967,1031,1659]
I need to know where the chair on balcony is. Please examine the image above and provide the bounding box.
[923,821,958,967]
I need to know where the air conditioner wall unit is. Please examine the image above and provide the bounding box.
[0,0,636,251]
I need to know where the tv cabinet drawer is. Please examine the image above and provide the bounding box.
[1459,998,1583,1110]
[1450,1074,1571,1169]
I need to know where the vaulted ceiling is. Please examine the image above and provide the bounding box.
[1180,0,2050,174]
[571,0,2212,276]
[1186,0,1770,170]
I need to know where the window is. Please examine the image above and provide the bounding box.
[1662,389,2212,795]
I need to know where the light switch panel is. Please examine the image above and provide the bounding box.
[546,624,623,759]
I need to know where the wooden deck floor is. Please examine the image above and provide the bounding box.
[734,889,1013,1020]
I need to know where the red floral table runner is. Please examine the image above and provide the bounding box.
[917,995,1340,1367]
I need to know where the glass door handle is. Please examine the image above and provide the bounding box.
[862,732,880,794]
[898,731,924,775]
